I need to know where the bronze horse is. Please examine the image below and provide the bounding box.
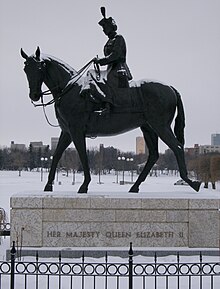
[21,47,201,193]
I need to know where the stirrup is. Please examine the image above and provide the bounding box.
[100,107,110,115]
[94,106,110,116]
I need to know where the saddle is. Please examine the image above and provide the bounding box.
[81,69,145,113]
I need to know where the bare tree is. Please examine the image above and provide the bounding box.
[187,158,199,179]
[198,155,211,188]
[210,155,220,189]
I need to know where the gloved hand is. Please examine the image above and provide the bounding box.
[93,56,100,64]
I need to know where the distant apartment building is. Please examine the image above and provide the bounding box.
[184,144,199,156]
[136,136,148,155]
[51,137,59,151]
[29,141,48,151]
[211,133,220,146]
[10,141,26,151]
[185,143,220,155]
[199,145,220,154]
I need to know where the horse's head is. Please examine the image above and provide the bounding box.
[21,47,46,102]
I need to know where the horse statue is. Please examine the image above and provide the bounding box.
[21,47,201,193]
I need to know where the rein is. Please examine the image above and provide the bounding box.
[32,58,96,107]
[32,58,100,127]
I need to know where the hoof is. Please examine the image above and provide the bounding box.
[77,185,88,194]
[129,185,139,193]
[44,184,53,192]
[191,181,201,192]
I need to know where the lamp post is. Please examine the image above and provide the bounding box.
[72,169,75,185]
[97,144,104,184]
[56,167,59,182]
[40,157,48,182]
[118,156,134,184]
[118,156,125,184]
[126,158,134,182]
[116,164,119,184]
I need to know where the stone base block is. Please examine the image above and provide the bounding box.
[10,193,220,248]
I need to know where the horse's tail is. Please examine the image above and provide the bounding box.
[171,86,185,146]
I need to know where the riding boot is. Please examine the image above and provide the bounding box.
[80,85,91,98]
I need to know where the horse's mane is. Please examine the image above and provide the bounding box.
[41,54,77,75]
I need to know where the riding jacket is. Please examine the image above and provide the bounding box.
[98,33,132,88]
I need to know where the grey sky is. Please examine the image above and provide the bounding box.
[0,0,219,153]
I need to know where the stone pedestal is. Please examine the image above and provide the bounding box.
[10,192,220,248]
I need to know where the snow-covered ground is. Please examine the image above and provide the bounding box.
[1,171,220,288]
[1,169,220,213]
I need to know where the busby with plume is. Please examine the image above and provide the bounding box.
[98,7,117,31]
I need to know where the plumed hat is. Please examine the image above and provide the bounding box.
[98,7,117,31]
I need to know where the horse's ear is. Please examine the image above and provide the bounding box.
[35,46,41,61]
[100,7,106,18]
[20,48,28,59]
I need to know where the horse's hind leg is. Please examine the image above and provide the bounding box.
[129,125,159,193]
[156,127,201,192]
[44,131,71,191]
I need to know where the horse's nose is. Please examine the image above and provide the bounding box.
[29,91,40,102]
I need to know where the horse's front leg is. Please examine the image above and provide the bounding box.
[44,131,71,191]
[70,129,91,193]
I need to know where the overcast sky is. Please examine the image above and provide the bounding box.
[0,0,219,153]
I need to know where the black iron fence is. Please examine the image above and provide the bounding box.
[0,222,10,237]
[0,242,220,289]
[0,208,9,238]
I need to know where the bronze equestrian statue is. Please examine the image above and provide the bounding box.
[20,8,201,194]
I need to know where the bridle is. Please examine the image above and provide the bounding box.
[30,58,100,127]
[31,58,99,107]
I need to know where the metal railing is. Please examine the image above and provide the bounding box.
[0,208,9,238]
[0,223,10,237]
[0,242,220,289]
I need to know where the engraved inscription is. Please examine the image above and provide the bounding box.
[106,231,132,238]
[46,230,184,239]
[136,231,174,238]
[47,231,61,237]
[66,231,100,238]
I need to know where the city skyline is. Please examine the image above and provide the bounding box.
[4,132,220,154]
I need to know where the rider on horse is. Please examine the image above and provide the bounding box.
[82,7,133,114]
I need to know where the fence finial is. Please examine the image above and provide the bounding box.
[11,241,16,255]
[129,242,133,256]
